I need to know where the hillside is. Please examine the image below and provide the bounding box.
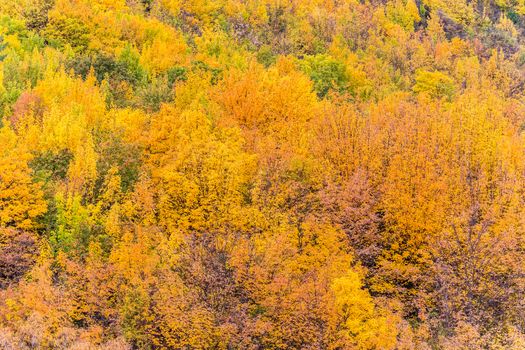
[1,0,525,349]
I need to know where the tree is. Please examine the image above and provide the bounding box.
[0,127,46,230]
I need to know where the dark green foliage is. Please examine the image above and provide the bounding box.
[118,45,148,85]
[167,66,187,86]
[256,45,276,67]
[68,49,147,86]
[191,60,223,84]
[0,36,6,62]
[30,149,74,185]
[300,54,349,98]
[29,151,72,240]
[136,76,173,111]
[94,132,142,196]
[67,48,148,107]
[506,9,521,24]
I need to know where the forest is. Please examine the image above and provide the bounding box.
[0,0,525,348]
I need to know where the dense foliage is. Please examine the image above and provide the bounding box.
[1,0,525,348]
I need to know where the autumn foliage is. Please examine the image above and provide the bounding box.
[1,0,525,349]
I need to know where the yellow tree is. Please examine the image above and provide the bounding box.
[0,126,46,229]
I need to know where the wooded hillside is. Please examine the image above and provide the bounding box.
[1,0,525,348]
